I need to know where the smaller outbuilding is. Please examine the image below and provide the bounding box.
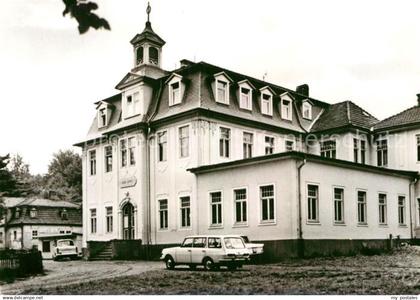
[0,197,82,259]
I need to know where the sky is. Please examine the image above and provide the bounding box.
[1,0,420,175]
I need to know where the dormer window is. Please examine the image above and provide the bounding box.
[30,208,37,218]
[213,72,232,105]
[127,95,133,115]
[261,93,273,116]
[169,81,181,106]
[216,80,228,104]
[302,101,312,120]
[136,46,144,65]
[61,209,68,220]
[15,208,21,219]
[125,92,141,118]
[149,47,159,65]
[240,87,252,110]
[99,108,107,127]
[281,95,293,121]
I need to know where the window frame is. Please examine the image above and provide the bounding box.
[398,195,406,226]
[265,136,275,155]
[378,192,387,225]
[90,208,97,234]
[261,92,273,116]
[320,140,336,159]
[169,80,182,106]
[333,187,345,225]
[179,196,192,229]
[178,125,190,158]
[307,184,319,223]
[233,187,248,226]
[158,199,169,231]
[157,130,168,162]
[357,190,368,225]
[281,98,293,121]
[259,184,276,224]
[219,127,231,158]
[302,101,312,120]
[376,139,388,167]
[285,140,294,152]
[104,145,113,173]
[106,206,113,233]
[239,86,252,110]
[209,190,223,228]
[215,79,229,104]
[89,149,97,176]
[120,136,136,168]
[243,132,253,159]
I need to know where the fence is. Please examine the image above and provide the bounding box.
[0,248,43,281]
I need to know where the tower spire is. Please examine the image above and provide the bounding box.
[146,2,151,23]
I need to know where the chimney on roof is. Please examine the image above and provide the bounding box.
[417,93,420,106]
[180,59,194,68]
[296,84,309,97]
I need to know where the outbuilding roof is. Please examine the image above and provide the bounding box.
[373,105,420,131]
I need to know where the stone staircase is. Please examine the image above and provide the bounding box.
[90,242,113,261]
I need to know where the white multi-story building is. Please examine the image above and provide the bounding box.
[75,8,420,259]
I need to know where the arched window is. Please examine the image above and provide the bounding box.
[149,47,159,65]
[136,47,143,65]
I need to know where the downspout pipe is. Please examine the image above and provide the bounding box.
[409,177,417,240]
[297,157,306,258]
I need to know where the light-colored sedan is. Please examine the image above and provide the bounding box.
[160,235,251,271]
[52,239,78,261]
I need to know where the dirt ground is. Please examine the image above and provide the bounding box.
[2,246,420,295]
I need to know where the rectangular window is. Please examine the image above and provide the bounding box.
[285,140,294,151]
[90,209,97,234]
[307,185,319,222]
[240,87,251,110]
[0,232,3,243]
[13,231,17,241]
[261,93,272,115]
[128,137,136,166]
[353,139,359,163]
[216,80,228,103]
[265,136,274,155]
[260,185,275,222]
[377,139,388,167]
[334,188,344,223]
[378,193,387,225]
[32,230,38,238]
[219,128,230,158]
[210,192,222,226]
[180,196,191,228]
[234,189,247,224]
[179,126,190,158]
[159,199,168,230]
[106,207,113,233]
[417,135,420,162]
[99,108,107,127]
[357,191,367,224]
[170,81,181,105]
[158,131,167,162]
[361,140,366,164]
[320,140,336,158]
[398,196,406,225]
[281,99,292,120]
[243,132,253,159]
[89,150,96,176]
[105,146,113,173]
[121,140,127,167]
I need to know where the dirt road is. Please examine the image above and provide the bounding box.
[0,260,162,295]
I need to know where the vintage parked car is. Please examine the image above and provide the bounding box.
[52,239,78,261]
[241,236,264,255]
[160,235,251,271]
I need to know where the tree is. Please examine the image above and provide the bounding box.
[62,0,110,34]
[8,154,34,197]
[0,154,16,197]
[45,150,82,202]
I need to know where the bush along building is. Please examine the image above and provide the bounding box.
[0,198,82,259]
[74,5,420,260]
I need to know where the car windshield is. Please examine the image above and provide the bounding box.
[224,237,245,249]
[57,240,74,247]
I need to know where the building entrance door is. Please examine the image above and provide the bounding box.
[122,202,135,240]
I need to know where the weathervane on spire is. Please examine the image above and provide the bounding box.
[146,2,151,23]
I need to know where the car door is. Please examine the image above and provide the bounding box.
[191,237,207,264]
[175,237,193,264]
[207,237,223,262]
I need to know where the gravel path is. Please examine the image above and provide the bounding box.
[0,260,162,295]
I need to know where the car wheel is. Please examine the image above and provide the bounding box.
[189,264,196,270]
[165,256,175,270]
[203,258,215,271]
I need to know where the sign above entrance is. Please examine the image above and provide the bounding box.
[120,176,137,188]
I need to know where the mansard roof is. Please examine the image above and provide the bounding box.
[373,105,420,132]
[311,100,378,133]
